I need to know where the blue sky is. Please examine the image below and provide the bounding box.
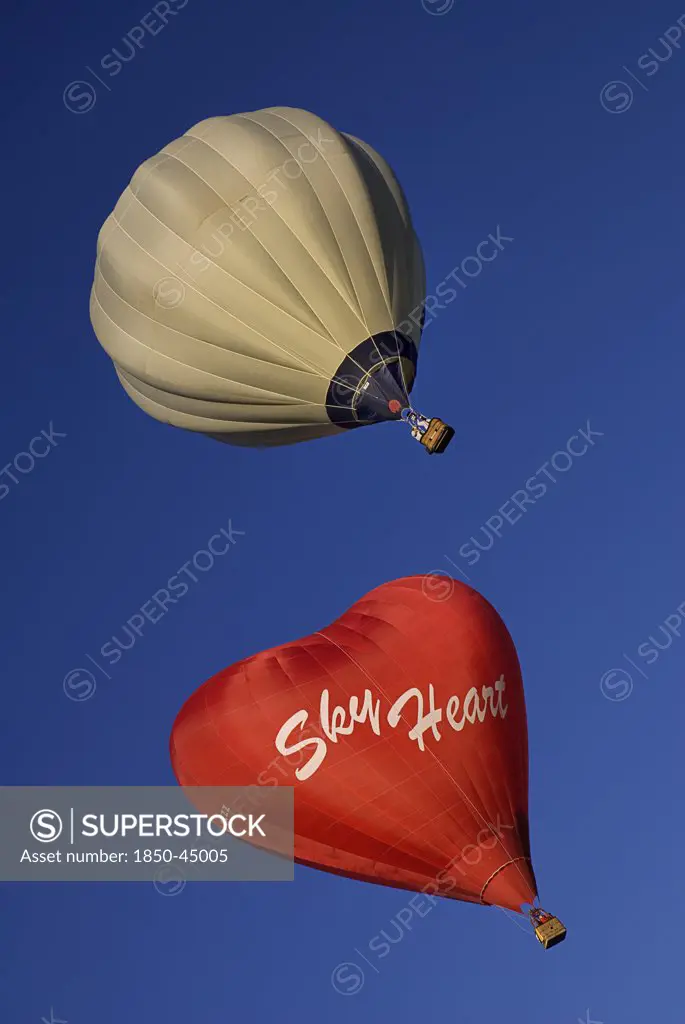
[2,0,684,1021]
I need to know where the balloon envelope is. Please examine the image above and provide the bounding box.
[90,107,426,447]
[170,576,538,913]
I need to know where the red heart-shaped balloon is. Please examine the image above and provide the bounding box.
[170,575,538,912]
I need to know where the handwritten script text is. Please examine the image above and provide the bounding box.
[274,676,509,781]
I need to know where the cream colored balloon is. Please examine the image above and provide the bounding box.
[90,107,426,447]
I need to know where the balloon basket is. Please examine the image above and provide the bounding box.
[420,418,454,454]
[530,911,567,950]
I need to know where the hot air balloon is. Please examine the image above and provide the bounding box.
[170,575,565,948]
[89,107,453,454]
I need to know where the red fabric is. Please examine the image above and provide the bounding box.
[170,575,538,912]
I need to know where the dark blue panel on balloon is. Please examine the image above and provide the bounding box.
[325,331,418,429]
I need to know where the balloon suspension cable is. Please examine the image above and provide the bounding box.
[387,402,455,456]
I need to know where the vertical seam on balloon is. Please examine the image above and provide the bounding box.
[314,627,516,873]
[239,113,381,321]
[233,115,367,325]
[389,577,528,886]
[217,115,380,366]
[234,115,398,412]
[479,857,532,904]
[316,601,536,906]
[96,116,408,424]
[307,131,414,409]
[95,227,362,421]
[108,186,341,361]
[300,632,446,866]
[254,111,414,410]
[91,283,325,406]
[298,125,415,409]
[108,178,372,416]
[337,135,421,356]
[325,614,483,861]
[169,136,346,346]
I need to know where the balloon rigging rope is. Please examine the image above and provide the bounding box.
[96,229,377,423]
[258,110,411,413]
[97,140,381,418]
[97,117,417,424]
[207,112,415,417]
[101,201,365,408]
[306,139,416,412]
[314,629,537,921]
[234,111,402,396]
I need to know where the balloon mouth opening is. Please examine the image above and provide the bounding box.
[388,399,402,414]
[478,857,537,913]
